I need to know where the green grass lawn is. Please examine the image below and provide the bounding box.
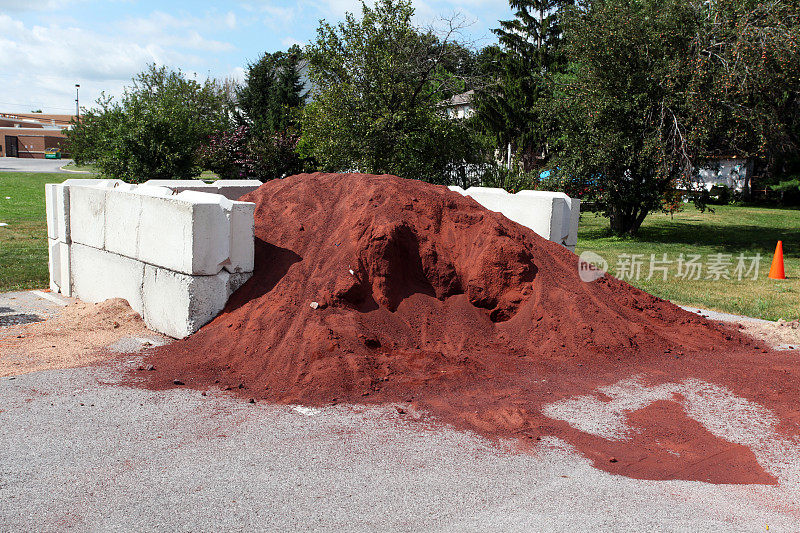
[59,162,98,173]
[0,172,93,291]
[576,205,800,321]
[60,162,219,181]
[1,171,797,320]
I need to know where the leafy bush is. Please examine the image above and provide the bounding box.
[707,185,733,205]
[66,65,231,183]
[199,126,303,182]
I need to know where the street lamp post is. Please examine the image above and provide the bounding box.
[75,84,80,121]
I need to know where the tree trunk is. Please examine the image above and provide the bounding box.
[609,205,649,236]
[742,159,754,201]
[537,9,543,50]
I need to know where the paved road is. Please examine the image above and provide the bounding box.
[0,290,69,327]
[0,157,84,173]
[1,359,797,532]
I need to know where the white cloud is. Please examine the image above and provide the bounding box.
[0,15,156,82]
[0,0,82,12]
[259,4,299,30]
[120,11,235,53]
[225,11,237,29]
[0,12,234,114]
[230,66,247,83]
[282,36,305,48]
[318,0,362,18]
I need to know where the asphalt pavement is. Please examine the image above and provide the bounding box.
[1,358,797,532]
[0,157,83,173]
[0,290,69,327]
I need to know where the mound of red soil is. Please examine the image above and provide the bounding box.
[136,172,795,485]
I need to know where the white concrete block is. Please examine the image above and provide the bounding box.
[141,180,216,197]
[142,265,252,338]
[70,243,145,314]
[142,179,215,189]
[105,185,198,261]
[142,179,261,201]
[137,191,231,275]
[466,186,509,196]
[214,179,262,186]
[213,180,262,200]
[464,186,553,239]
[225,201,255,273]
[45,183,70,243]
[135,185,174,197]
[566,198,581,249]
[461,187,510,215]
[105,187,143,258]
[61,178,125,188]
[68,184,107,249]
[47,239,71,296]
[451,186,580,249]
[515,191,580,248]
[517,192,570,245]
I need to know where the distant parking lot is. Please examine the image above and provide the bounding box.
[0,158,76,173]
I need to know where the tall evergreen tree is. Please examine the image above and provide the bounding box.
[236,44,306,136]
[475,0,572,171]
[200,45,307,181]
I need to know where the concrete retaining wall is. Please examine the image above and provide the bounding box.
[45,180,257,338]
[141,179,262,201]
[449,186,580,251]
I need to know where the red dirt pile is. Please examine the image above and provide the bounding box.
[137,172,798,485]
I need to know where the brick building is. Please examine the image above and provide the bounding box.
[0,112,74,159]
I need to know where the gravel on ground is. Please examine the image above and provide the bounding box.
[0,293,166,377]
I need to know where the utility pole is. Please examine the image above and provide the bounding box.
[75,84,80,121]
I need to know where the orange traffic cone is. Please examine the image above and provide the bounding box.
[768,241,786,280]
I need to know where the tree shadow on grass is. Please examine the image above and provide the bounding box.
[581,218,799,257]
[635,223,800,256]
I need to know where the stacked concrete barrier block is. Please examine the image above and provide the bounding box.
[71,242,146,314]
[142,267,251,339]
[141,179,262,201]
[45,180,256,338]
[449,186,580,251]
[44,179,129,297]
[45,183,72,295]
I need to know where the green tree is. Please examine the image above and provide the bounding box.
[66,65,231,182]
[298,0,490,183]
[551,0,708,235]
[552,0,800,235]
[689,0,800,190]
[474,0,572,172]
[236,45,306,136]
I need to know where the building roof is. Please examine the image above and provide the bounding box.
[0,112,75,129]
[0,127,67,134]
[439,90,475,108]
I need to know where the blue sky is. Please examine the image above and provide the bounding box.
[0,0,512,115]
